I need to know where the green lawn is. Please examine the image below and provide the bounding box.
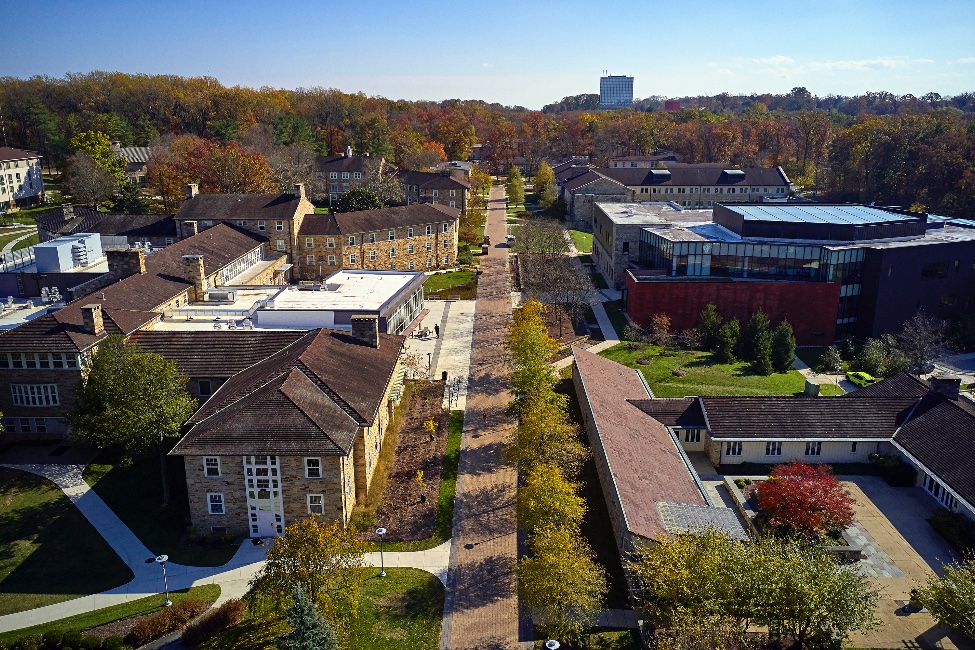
[819,383,846,396]
[313,206,330,214]
[602,300,630,340]
[201,568,443,650]
[0,229,37,250]
[0,467,134,616]
[83,452,239,567]
[600,343,808,397]
[13,233,38,250]
[0,203,61,227]
[0,585,220,645]
[423,270,474,294]
[568,229,593,253]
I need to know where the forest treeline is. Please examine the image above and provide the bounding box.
[2,73,973,215]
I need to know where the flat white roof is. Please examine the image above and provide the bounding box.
[597,202,713,226]
[267,270,424,312]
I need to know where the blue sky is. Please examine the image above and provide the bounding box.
[2,0,973,109]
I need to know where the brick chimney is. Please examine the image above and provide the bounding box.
[930,376,961,400]
[350,315,380,348]
[294,183,306,199]
[106,248,146,278]
[80,304,104,336]
[63,205,75,220]
[183,221,198,238]
[186,183,199,200]
[182,254,207,301]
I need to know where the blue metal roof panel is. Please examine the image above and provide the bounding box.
[727,204,919,225]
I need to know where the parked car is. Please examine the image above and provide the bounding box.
[846,371,877,388]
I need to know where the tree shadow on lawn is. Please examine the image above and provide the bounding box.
[0,469,132,613]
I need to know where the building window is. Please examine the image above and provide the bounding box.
[275,221,284,231]
[11,384,59,406]
[408,244,415,254]
[305,457,322,478]
[237,220,247,227]
[306,255,316,265]
[449,189,456,197]
[369,250,377,261]
[354,172,362,180]
[348,235,356,246]
[684,429,701,443]
[327,255,336,265]
[426,241,433,252]
[766,441,782,456]
[276,240,286,251]
[390,247,396,258]
[369,233,376,244]
[805,441,823,456]
[622,242,629,255]
[350,254,357,264]
[305,237,314,248]
[922,261,949,280]
[409,261,415,270]
[442,222,449,233]
[204,457,221,477]
[388,231,395,241]
[851,441,858,453]
[443,255,450,264]
[726,441,742,456]
[329,172,338,179]
[427,258,433,268]
[326,237,335,248]
[341,172,350,179]
[199,380,212,397]
[425,225,432,235]
[207,493,225,515]
[407,227,414,238]
[258,221,266,231]
[307,494,324,514]
[433,190,439,197]
[443,240,449,249]
[449,201,456,208]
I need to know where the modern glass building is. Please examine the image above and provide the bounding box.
[600,75,634,110]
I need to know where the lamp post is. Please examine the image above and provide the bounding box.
[376,527,387,577]
[155,554,172,606]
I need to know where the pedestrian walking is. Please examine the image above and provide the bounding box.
[482,411,488,423]
[435,324,440,338]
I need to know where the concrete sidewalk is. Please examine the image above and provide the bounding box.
[404,299,477,410]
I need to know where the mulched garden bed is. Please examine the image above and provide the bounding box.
[545,304,590,343]
[371,381,451,542]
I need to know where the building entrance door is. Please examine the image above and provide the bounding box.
[243,455,285,537]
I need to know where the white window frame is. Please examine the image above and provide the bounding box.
[409,261,415,270]
[275,221,284,231]
[369,233,376,244]
[307,494,325,514]
[388,230,396,241]
[425,225,433,235]
[329,171,338,179]
[766,441,782,456]
[306,255,316,265]
[426,241,433,252]
[350,253,357,264]
[11,384,59,406]
[257,220,266,231]
[408,244,415,254]
[327,254,336,265]
[348,235,356,246]
[207,492,225,515]
[805,441,823,456]
[683,429,701,443]
[203,456,221,477]
[305,457,322,478]
[407,227,414,238]
[443,255,450,264]
[369,250,377,261]
[341,171,350,179]
[442,222,449,233]
[305,237,314,248]
[276,239,286,251]
[354,172,362,180]
[427,258,433,268]
[390,247,396,258]
[198,379,213,397]
[726,441,742,456]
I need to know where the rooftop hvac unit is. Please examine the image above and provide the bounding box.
[71,243,89,265]
[205,290,237,303]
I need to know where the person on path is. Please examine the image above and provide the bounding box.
[435,324,440,338]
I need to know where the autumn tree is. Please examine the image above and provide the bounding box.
[402,141,447,170]
[247,517,366,644]
[360,157,404,204]
[755,461,855,535]
[517,463,585,532]
[468,165,492,196]
[505,166,525,206]
[649,313,673,348]
[819,345,843,373]
[63,153,117,208]
[857,334,910,377]
[916,557,975,639]
[70,130,128,186]
[770,320,796,373]
[532,161,555,196]
[69,335,196,506]
[333,186,385,213]
[897,310,948,372]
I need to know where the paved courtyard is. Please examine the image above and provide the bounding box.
[403,298,476,410]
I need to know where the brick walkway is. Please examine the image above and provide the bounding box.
[440,186,521,650]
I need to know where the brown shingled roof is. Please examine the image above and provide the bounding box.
[573,347,708,541]
[629,398,705,427]
[173,329,404,456]
[0,147,40,162]
[130,330,308,377]
[298,204,459,237]
[174,193,302,222]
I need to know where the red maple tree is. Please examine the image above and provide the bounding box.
[755,461,855,535]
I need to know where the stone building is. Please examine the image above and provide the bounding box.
[396,170,470,213]
[295,204,460,280]
[170,321,405,537]
[0,147,44,209]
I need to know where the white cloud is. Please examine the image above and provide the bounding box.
[752,55,795,65]
[807,58,906,71]
[481,63,493,68]
[958,57,975,64]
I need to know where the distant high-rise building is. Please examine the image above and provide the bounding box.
[599,74,633,110]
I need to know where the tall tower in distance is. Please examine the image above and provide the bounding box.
[599,72,634,110]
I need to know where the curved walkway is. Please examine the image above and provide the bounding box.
[1,228,37,255]
[0,462,449,633]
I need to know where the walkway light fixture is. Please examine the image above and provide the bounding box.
[376,527,387,577]
[155,554,172,606]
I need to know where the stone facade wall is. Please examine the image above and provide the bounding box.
[0,367,83,426]
[184,455,250,537]
[280,455,346,526]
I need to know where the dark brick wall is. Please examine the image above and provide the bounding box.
[624,276,840,345]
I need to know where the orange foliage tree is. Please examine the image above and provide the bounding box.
[756,461,855,535]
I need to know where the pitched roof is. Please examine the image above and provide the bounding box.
[572,348,711,541]
[298,204,459,237]
[130,330,308,377]
[629,398,705,427]
[174,193,302,222]
[35,206,105,238]
[846,372,931,398]
[698,396,919,439]
[35,207,177,239]
[397,170,470,190]
[895,394,975,508]
[562,170,628,192]
[555,164,593,183]
[172,329,403,456]
[596,165,790,187]
[0,147,39,162]
[0,224,266,352]
[314,154,371,173]
[118,146,152,164]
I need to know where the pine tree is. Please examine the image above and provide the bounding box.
[751,331,774,376]
[699,303,723,351]
[278,586,339,650]
[742,310,771,361]
[715,319,740,364]
[771,320,797,373]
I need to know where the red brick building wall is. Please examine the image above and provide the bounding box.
[624,275,840,345]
